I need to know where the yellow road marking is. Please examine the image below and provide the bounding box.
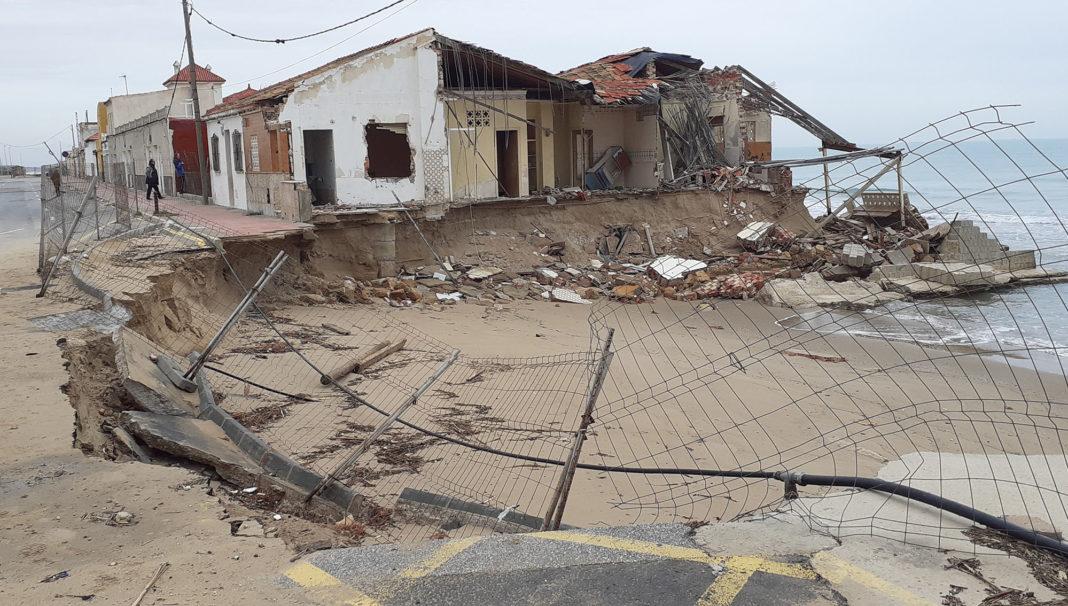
[696,556,817,605]
[401,536,482,579]
[811,552,935,606]
[285,561,341,587]
[697,569,752,606]
[284,561,381,605]
[531,531,717,563]
[163,226,207,247]
[733,555,816,580]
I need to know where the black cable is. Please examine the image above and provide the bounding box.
[204,364,316,402]
[794,473,1068,557]
[190,0,406,44]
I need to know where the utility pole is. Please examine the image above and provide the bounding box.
[182,0,210,205]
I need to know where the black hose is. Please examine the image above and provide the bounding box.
[790,473,1068,557]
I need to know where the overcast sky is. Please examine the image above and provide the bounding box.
[1,0,1065,166]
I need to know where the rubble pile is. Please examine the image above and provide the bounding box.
[292,205,1062,312]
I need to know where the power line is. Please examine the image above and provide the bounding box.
[218,0,418,91]
[0,125,72,149]
[190,0,407,44]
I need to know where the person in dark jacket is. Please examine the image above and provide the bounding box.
[173,153,185,194]
[49,168,61,198]
[145,159,163,200]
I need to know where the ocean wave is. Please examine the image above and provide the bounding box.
[782,304,1068,361]
[923,211,1068,227]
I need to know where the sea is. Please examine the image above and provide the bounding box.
[774,138,1068,371]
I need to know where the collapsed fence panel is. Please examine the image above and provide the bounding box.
[37,106,1068,557]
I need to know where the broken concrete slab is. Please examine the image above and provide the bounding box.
[466,266,502,280]
[29,304,133,334]
[111,426,152,464]
[1010,267,1068,284]
[693,515,838,557]
[121,411,260,487]
[884,248,912,265]
[819,265,857,282]
[757,273,905,310]
[114,328,198,417]
[872,262,1012,288]
[872,275,961,297]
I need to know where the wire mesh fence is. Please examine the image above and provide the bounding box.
[35,106,1068,555]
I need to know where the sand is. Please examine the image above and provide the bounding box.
[0,222,316,604]
[187,289,1068,544]
[16,169,1067,559]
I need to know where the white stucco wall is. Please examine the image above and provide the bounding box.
[206,113,248,209]
[279,30,449,207]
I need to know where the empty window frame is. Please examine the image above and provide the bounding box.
[365,123,412,178]
[233,131,243,172]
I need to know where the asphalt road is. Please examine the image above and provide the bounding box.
[0,177,41,246]
[281,524,846,605]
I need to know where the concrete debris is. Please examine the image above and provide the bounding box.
[758,273,906,310]
[737,221,796,252]
[737,221,775,250]
[466,266,502,280]
[841,243,874,268]
[872,262,1012,289]
[544,287,592,305]
[648,256,708,281]
[233,519,265,537]
[336,211,1050,315]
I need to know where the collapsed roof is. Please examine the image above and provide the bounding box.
[559,49,855,151]
[202,30,855,152]
[560,48,703,104]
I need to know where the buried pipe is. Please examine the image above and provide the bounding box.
[779,472,1068,558]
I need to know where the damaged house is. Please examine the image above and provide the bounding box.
[202,28,850,221]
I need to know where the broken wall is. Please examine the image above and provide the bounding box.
[279,29,448,206]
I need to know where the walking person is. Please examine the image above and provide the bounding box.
[173,154,185,194]
[49,168,61,198]
[145,159,163,201]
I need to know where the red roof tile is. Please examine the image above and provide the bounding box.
[561,51,660,105]
[86,133,100,142]
[221,85,259,105]
[164,63,226,86]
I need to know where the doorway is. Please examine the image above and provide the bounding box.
[526,123,538,192]
[223,129,235,207]
[303,129,336,204]
[496,130,519,197]
[572,129,593,187]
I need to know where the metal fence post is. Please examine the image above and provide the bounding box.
[542,328,615,530]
